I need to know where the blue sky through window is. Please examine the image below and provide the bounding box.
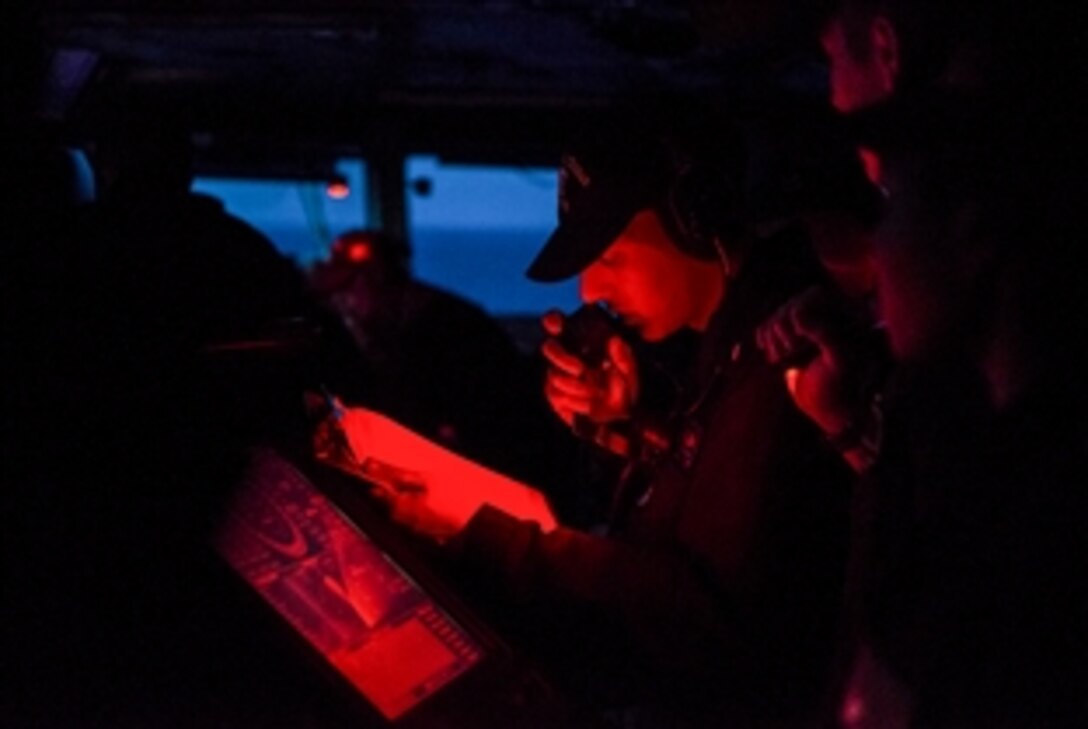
[193,159,369,266]
[194,156,579,316]
[406,156,578,316]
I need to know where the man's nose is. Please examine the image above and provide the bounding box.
[578,267,609,305]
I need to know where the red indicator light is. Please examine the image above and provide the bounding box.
[346,243,371,263]
[326,177,351,200]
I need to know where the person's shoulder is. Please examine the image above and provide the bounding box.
[183,193,257,230]
[182,193,287,253]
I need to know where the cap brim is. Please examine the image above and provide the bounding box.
[526,216,631,283]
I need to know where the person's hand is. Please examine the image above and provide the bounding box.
[756,286,873,438]
[368,476,469,544]
[540,309,639,429]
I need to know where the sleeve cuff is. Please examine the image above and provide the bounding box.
[451,504,541,581]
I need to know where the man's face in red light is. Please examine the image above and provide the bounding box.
[821,18,897,113]
[579,209,721,342]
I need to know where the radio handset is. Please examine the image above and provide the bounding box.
[558,304,619,370]
[556,305,632,452]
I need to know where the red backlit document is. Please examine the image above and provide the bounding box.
[333,405,558,533]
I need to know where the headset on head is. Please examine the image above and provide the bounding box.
[656,137,749,274]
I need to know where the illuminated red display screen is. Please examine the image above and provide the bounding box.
[214,448,484,720]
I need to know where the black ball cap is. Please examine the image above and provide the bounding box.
[527,128,673,282]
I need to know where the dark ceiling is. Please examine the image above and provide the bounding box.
[37,1,832,172]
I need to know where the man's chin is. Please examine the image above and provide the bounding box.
[619,314,671,342]
[636,324,667,343]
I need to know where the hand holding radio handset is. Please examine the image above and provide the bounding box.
[541,305,640,446]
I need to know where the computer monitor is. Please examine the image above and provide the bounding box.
[213,447,484,721]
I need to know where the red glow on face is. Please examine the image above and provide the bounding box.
[857,147,882,186]
[326,180,351,200]
[579,210,707,342]
[821,19,895,113]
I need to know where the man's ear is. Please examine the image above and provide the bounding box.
[870,16,900,96]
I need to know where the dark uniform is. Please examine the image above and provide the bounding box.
[840,365,1088,729]
[453,227,854,727]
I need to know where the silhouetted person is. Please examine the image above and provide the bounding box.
[831,89,1086,729]
[7,104,356,726]
[768,0,985,299]
[761,67,1086,729]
